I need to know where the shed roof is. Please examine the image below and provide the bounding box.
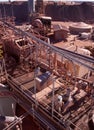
[53,24,69,32]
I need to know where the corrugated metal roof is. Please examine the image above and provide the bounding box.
[53,24,68,31]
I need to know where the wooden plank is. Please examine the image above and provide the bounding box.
[22,80,34,90]
[32,80,61,101]
[15,72,34,84]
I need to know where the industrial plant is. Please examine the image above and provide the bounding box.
[0,0,94,130]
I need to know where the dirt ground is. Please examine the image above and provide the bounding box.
[52,21,94,48]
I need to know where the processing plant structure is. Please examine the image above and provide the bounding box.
[0,0,94,130]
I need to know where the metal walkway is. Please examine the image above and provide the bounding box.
[7,75,66,130]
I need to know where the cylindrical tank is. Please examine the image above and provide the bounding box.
[69,22,92,34]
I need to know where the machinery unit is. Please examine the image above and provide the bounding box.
[35,71,51,91]
[3,38,30,62]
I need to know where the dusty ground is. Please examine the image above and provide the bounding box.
[52,21,94,49]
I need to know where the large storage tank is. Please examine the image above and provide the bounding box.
[69,22,92,34]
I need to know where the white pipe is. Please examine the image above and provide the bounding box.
[92,114,94,124]
[0,83,6,88]
[5,116,16,122]
[0,116,16,122]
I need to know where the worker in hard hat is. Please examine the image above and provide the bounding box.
[62,88,74,114]
[55,95,64,113]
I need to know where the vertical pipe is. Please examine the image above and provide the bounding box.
[34,45,38,107]
[34,68,37,107]
[28,0,35,15]
[52,77,55,117]
[3,3,6,21]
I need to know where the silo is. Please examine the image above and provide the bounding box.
[69,22,92,34]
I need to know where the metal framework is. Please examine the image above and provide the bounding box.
[1,20,94,71]
[0,20,94,130]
